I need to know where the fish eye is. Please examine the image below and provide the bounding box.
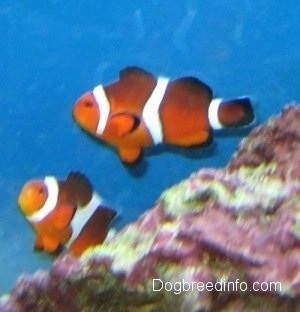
[38,187,45,195]
[83,100,93,108]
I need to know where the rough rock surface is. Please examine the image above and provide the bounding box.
[1,105,300,312]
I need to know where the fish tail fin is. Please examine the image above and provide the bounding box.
[208,96,255,130]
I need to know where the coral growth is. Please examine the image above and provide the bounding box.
[1,105,300,312]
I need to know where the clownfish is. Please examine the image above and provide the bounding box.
[73,66,255,164]
[18,172,116,257]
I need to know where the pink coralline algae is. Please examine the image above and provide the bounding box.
[1,105,300,312]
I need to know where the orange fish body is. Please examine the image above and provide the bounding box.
[18,172,116,257]
[73,66,254,163]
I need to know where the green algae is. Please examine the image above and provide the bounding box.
[83,227,157,272]
[160,162,294,217]
[292,196,300,238]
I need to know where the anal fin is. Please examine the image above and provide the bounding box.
[118,147,142,164]
[41,235,61,253]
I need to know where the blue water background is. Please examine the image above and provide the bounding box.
[0,1,299,294]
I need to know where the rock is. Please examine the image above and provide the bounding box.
[1,104,300,312]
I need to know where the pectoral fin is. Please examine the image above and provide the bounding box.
[51,204,75,230]
[108,113,140,137]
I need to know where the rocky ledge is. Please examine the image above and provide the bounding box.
[1,104,300,312]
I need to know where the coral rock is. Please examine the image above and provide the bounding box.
[1,105,300,312]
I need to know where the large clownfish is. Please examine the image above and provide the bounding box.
[18,172,116,257]
[73,66,255,164]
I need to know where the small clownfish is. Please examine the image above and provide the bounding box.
[73,66,255,164]
[18,172,116,257]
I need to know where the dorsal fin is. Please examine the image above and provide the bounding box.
[97,205,117,223]
[65,172,93,206]
[119,66,155,82]
[174,77,213,100]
